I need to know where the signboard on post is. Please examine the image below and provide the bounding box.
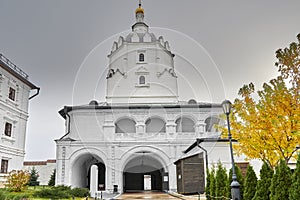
[99,184,105,191]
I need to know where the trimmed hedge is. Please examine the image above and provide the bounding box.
[3,193,30,200]
[70,187,90,197]
[33,185,90,199]
[0,191,5,199]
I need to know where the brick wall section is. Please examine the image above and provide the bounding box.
[23,160,56,185]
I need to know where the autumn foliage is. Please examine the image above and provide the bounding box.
[6,170,30,192]
[225,34,300,167]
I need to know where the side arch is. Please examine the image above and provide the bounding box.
[69,148,108,188]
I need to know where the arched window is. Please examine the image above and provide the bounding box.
[145,117,166,133]
[139,76,145,85]
[115,118,136,133]
[139,53,145,62]
[176,117,195,132]
[205,117,221,132]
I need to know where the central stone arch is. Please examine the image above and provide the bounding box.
[120,146,170,192]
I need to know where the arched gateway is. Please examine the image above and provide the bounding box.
[71,154,105,189]
[121,147,170,192]
[68,148,107,193]
[55,1,227,197]
[123,153,166,191]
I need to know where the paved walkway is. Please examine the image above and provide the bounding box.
[115,191,181,199]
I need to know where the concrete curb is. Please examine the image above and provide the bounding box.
[168,191,207,200]
[167,191,188,199]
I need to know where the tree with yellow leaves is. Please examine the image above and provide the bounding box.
[227,34,300,168]
[6,170,30,192]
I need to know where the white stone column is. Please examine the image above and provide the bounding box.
[136,122,144,135]
[196,122,206,137]
[116,165,123,193]
[90,165,98,198]
[106,162,112,193]
[166,122,176,139]
[168,164,177,192]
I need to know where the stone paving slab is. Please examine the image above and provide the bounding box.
[115,191,181,199]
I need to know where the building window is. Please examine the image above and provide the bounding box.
[8,87,16,101]
[115,118,136,133]
[146,118,166,133]
[139,53,145,62]
[176,117,195,132]
[139,76,145,85]
[4,122,12,137]
[1,159,8,173]
[205,117,221,132]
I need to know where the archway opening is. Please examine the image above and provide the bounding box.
[115,118,136,133]
[145,118,166,133]
[71,154,106,189]
[205,116,221,132]
[123,152,167,192]
[175,117,195,132]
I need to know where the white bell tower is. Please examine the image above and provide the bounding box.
[106,1,179,104]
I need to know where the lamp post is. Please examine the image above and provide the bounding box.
[222,100,241,200]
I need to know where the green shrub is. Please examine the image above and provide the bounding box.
[0,190,6,199]
[253,162,273,200]
[270,160,292,200]
[209,166,216,198]
[28,167,39,186]
[243,165,257,200]
[48,169,56,186]
[34,188,71,199]
[205,169,211,200]
[33,185,72,199]
[71,187,90,197]
[4,193,29,200]
[289,154,300,200]
[215,161,228,199]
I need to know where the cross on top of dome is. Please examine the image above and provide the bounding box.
[135,0,144,14]
[135,0,145,23]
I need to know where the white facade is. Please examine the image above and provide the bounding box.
[56,3,245,195]
[0,54,39,187]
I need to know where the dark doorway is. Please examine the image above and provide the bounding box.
[123,169,162,192]
[123,154,167,192]
[87,162,106,189]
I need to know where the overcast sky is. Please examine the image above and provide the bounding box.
[0,0,300,160]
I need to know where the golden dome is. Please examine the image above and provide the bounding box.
[135,6,144,14]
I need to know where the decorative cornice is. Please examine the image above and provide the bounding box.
[106,68,126,79]
[157,68,177,78]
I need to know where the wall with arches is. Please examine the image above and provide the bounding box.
[56,104,225,193]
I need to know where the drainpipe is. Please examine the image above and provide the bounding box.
[59,106,71,140]
[196,139,209,173]
[29,87,40,100]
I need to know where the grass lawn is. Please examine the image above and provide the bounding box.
[26,198,88,200]
[0,186,91,200]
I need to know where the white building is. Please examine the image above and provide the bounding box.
[55,2,246,195]
[0,53,39,187]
